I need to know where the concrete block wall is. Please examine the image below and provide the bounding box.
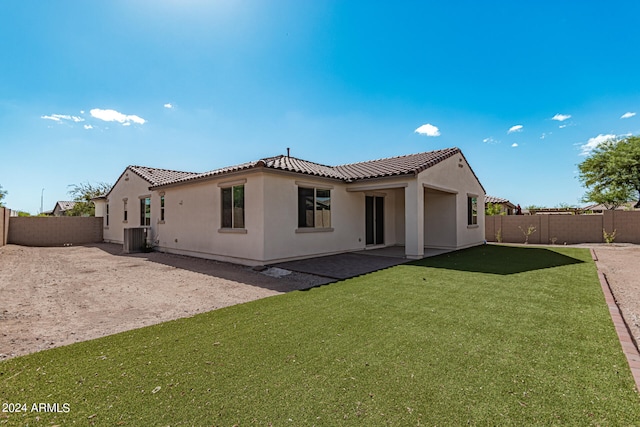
[609,211,640,243]
[547,215,603,244]
[485,211,640,244]
[0,207,8,246]
[7,217,103,246]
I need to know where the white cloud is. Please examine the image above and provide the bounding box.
[164,103,173,109]
[559,124,567,129]
[511,143,518,147]
[551,113,571,122]
[41,114,63,121]
[41,114,84,123]
[508,125,523,134]
[414,123,440,137]
[90,108,146,125]
[84,124,93,130]
[483,137,499,144]
[621,112,636,119]
[579,133,617,156]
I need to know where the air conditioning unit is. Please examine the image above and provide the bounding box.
[123,227,147,253]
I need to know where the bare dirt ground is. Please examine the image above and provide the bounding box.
[0,244,331,360]
[589,244,640,345]
[0,243,638,361]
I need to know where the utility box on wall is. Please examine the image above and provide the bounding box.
[123,227,147,253]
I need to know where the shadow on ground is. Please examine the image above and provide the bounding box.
[85,243,331,292]
[407,244,585,275]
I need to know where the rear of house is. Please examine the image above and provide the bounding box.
[98,147,485,266]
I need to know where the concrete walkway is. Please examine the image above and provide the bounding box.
[271,246,452,280]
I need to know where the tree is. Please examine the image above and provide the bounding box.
[485,202,505,216]
[578,135,640,209]
[67,182,111,216]
[582,186,632,210]
[0,185,7,207]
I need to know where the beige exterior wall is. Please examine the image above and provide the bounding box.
[102,153,486,265]
[103,169,155,244]
[94,200,106,218]
[485,210,640,244]
[155,172,265,264]
[262,172,363,262]
[417,154,486,251]
[424,188,457,248]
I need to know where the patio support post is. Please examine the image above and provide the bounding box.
[404,180,424,259]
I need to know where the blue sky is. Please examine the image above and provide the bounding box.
[2,1,640,213]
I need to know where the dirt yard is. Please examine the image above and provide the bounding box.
[0,244,331,360]
[590,244,640,345]
[0,243,638,361]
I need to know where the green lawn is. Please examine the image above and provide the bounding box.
[1,245,638,425]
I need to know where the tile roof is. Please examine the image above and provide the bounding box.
[335,148,461,180]
[129,166,199,186]
[56,201,77,211]
[151,147,466,188]
[485,195,512,204]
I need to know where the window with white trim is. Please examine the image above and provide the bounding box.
[221,185,244,228]
[298,187,331,228]
[140,197,151,226]
[467,196,478,225]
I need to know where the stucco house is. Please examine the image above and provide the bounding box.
[51,201,77,216]
[96,147,485,266]
[484,195,515,215]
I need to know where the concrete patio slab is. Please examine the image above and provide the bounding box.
[271,246,453,280]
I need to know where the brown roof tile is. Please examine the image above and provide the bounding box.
[129,166,199,186]
[335,148,461,180]
[485,195,510,204]
[148,147,482,190]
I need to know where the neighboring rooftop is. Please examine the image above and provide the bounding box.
[485,195,514,205]
[55,201,77,211]
[583,201,639,212]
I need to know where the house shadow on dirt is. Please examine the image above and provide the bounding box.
[84,243,332,293]
[407,244,585,275]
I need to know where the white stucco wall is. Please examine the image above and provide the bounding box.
[93,199,106,218]
[103,151,484,265]
[154,172,265,264]
[417,154,485,249]
[261,172,365,263]
[424,189,457,248]
[103,169,154,244]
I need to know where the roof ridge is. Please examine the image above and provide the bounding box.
[334,147,460,167]
[129,165,199,175]
[271,155,334,168]
[148,147,476,188]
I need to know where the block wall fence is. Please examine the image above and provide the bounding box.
[0,207,8,246]
[7,217,103,246]
[1,211,638,248]
[485,211,640,244]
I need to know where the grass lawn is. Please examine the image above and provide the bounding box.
[1,245,638,425]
